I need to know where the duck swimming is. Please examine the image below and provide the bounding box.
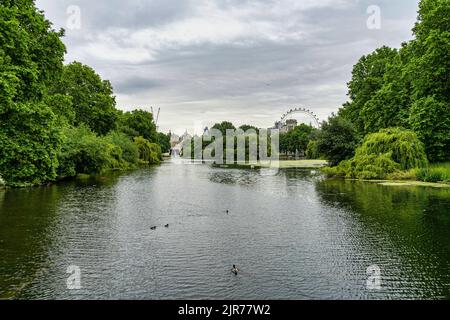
[164,224,169,228]
[231,265,240,275]
[150,226,157,230]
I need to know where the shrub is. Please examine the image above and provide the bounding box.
[356,128,428,170]
[134,137,162,165]
[324,153,400,180]
[416,163,450,183]
[58,126,139,177]
[0,103,61,187]
[105,131,139,168]
[324,128,428,180]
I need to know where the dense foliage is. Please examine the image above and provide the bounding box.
[0,1,170,187]
[0,0,65,186]
[315,115,359,166]
[324,128,428,179]
[280,124,315,156]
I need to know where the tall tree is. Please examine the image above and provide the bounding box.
[0,0,65,186]
[339,46,398,135]
[51,62,118,136]
[120,109,158,143]
[316,115,360,166]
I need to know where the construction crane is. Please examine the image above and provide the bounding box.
[151,107,161,130]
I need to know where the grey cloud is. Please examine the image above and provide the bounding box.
[36,0,420,134]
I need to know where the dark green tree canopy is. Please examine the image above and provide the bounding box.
[119,109,158,143]
[0,0,65,186]
[316,115,360,166]
[51,62,118,136]
[212,121,236,136]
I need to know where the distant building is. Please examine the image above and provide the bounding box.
[284,119,298,133]
[270,119,298,134]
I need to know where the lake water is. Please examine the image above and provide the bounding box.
[1,159,449,299]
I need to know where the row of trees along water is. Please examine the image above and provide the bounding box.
[0,1,171,187]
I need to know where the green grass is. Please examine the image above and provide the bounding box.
[416,162,450,183]
[213,160,329,169]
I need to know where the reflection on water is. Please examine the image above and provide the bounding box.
[0,162,449,299]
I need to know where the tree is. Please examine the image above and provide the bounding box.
[157,132,171,153]
[51,62,118,135]
[120,109,157,142]
[280,124,315,155]
[339,46,398,135]
[239,124,259,134]
[0,0,66,186]
[409,97,450,162]
[212,121,236,136]
[134,136,161,165]
[325,128,428,180]
[316,115,360,166]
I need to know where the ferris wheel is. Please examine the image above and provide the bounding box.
[280,107,321,128]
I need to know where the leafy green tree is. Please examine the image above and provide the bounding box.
[52,62,118,135]
[239,124,259,134]
[134,136,161,165]
[409,97,450,162]
[406,0,450,161]
[120,109,157,142]
[0,0,65,186]
[44,94,75,125]
[280,124,314,155]
[316,115,359,166]
[325,128,428,179]
[339,46,398,134]
[157,132,171,153]
[306,140,320,159]
[58,125,111,177]
[0,103,61,186]
[212,121,236,136]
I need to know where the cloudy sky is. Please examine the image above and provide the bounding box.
[36,0,419,134]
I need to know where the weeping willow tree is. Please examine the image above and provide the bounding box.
[134,137,162,165]
[324,128,428,179]
[356,128,428,170]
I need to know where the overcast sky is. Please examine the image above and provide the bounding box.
[36,0,419,135]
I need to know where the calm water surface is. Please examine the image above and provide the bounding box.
[1,160,449,299]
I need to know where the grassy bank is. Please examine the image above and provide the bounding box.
[324,162,450,187]
[386,163,450,183]
[213,160,328,169]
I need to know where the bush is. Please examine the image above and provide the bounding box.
[134,137,162,165]
[416,163,450,183]
[356,128,428,170]
[105,131,139,168]
[0,103,61,187]
[58,126,139,177]
[58,126,110,177]
[387,169,418,180]
[324,153,400,180]
[324,128,428,180]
